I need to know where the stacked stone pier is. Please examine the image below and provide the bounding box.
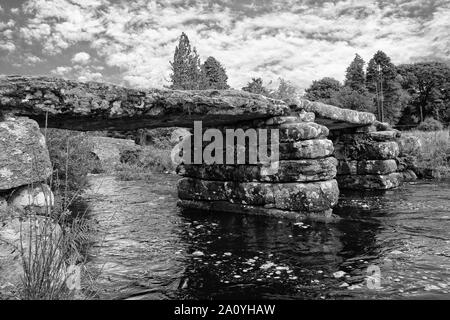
[177,112,340,220]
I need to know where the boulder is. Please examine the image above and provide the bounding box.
[170,128,191,145]
[337,173,402,190]
[89,136,137,168]
[0,117,52,191]
[178,178,339,212]
[179,157,337,182]
[337,159,398,175]
[399,169,417,182]
[397,135,422,157]
[8,184,54,212]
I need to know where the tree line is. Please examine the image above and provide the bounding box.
[170,33,450,126]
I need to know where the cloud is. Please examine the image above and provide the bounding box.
[51,66,73,76]
[10,0,450,90]
[71,52,91,65]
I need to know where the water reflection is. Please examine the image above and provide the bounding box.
[74,175,450,300]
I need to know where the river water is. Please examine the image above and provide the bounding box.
[75,174,450,300]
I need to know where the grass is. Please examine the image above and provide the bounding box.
[403,129,450,178]
[12,128,101,300]
[115,145,175,181]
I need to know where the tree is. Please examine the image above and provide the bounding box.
[329,87,375,113]
[303,77,341,103]
[345,54,366,92]
[169,33,202,90]
[397,62,450,123]
[366,51,406,124]
[200,56,229,90]
[272,78,299,104]
[242,77,270,96]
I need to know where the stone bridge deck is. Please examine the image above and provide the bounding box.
[0,75,375,131]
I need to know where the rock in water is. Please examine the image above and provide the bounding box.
[0,117,52,191]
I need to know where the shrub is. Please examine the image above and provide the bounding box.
[404,130,450,178]
[417,118,444,131]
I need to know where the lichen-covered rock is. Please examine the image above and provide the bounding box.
[8,184,54,212]
[399,169,417,182]
[179,157,337,182]
[397,135,422,157]
[294,99,376,127]
[177,178,339,212]
[368,130,401,141]
[0,75,288,131]
[337,159,398,175]
[337,173,402,190]
[279,139,334,159]
[178,200,340,221]
[334,140,399,160]
[278,122,329,141]
[0,117,52,191]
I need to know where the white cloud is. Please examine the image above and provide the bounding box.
[15,0,450,89]
[0,41,15,53]
[78,71,102,82]
[51,66,73,76]
[71,52,91,65]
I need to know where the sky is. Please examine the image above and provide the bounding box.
[0,0,449,91]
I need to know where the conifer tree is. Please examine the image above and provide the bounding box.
[200,56,229,89]
[170,33,202,90]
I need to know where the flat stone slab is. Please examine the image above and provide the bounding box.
[0,117,52,191]
[368,130,401,141]
[337,172,402,190]
[334,141,400,160]
[0,76,379,133]
[178,200,340,222]
[178,157,337,182]
[337,159,398,175]
[178,178,339,212]
[0,75,288,131]
[293,99,376,130]
[278,122,329,141]
[279,139,334,159]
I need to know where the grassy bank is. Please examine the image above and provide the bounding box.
[403,129,450,178]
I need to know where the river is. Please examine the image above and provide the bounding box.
[74,174,450,300]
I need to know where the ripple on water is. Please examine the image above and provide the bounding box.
[74,175,450,300]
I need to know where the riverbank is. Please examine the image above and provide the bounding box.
[403,130,450,179]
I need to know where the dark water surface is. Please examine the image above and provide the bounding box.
[76,174,450,300]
